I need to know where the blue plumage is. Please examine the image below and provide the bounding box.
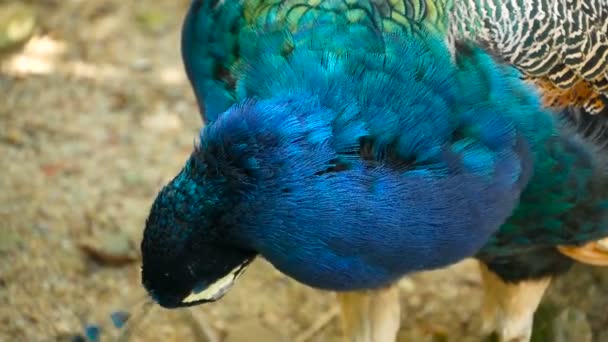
[142,0,534,307]
[190,30,537,289]
[140,0,606,311]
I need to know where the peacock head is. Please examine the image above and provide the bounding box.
[140,151,257,308]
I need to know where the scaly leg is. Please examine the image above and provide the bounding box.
[478,262,551,342]
[335,284,401,342]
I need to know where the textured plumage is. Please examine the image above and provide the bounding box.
[144,0,541,307]
[140,0,608,341]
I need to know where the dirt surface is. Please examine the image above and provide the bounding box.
[1,1,607,341]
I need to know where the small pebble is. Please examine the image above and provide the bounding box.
[78,231,137,266]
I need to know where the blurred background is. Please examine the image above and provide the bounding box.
[1,1,607,341]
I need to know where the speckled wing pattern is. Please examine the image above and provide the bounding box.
[449,0,608,113]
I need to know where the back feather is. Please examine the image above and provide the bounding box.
[449,0,608,114]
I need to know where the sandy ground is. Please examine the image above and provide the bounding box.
[1,1,607,341]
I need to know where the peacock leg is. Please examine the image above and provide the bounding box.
[478,262,551,342]
[335,284,401,342]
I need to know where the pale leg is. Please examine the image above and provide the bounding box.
[479,262,551,342]
[335,284,401,342]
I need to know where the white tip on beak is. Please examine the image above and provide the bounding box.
[181,260,251,305]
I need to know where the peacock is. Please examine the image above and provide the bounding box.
[138,1,608,341]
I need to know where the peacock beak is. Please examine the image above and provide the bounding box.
[180,258,254,306]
